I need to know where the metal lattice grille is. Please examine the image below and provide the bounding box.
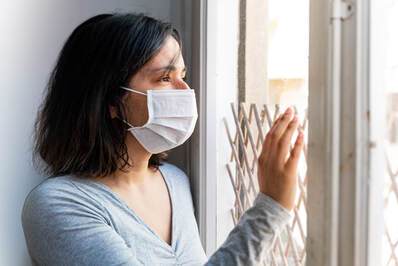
[384,106,398,266]
[224,103,308,265]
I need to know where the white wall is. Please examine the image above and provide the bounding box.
[0,1,186,265]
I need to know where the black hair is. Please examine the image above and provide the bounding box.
[33,13,182,178]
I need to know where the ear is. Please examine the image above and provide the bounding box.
[109,105,118,119]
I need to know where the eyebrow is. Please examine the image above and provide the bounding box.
[146,65,187,74]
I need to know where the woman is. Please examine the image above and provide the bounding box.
[21,13,304,265]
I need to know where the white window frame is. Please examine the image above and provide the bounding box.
[189,0,218,255]
[307,0,385,265]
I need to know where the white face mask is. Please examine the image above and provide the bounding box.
[120,86,198,154]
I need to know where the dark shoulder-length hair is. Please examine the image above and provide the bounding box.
[33,13,182,178]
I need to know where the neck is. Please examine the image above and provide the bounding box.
[110,134,155,186]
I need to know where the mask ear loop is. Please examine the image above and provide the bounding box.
[119,86,147,130]
[120,86,147,96]
[121,119,134,128]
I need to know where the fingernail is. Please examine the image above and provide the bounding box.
[285,107,293,114]
[292,115,298,122]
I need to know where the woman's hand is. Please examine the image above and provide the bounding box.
[257,107,304,211]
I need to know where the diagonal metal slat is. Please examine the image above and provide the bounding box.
[223,103,308,265]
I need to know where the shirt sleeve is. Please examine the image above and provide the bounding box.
[21,181,142,266]
[204,192,292,266]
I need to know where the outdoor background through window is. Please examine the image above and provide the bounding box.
[220,0,309,264]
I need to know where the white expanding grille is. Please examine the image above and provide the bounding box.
[384,103,398,266]
[224,103,308,265]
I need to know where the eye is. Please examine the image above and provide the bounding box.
[160,76,171,82]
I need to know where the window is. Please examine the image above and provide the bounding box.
[220,0,309,264]
[378,1,398,264]
[190,0,310,263]
[189,0,398,265]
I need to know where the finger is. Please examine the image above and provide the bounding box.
[259,113,282,164]
[260,131,272,163]
[277,115,299,164]
[285,130,305,171]
[263,113,283,160]
[270,114,282,133]
[270,107,294,148]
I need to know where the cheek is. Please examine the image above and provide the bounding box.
[129,73,155,89]
[125,95,149,127]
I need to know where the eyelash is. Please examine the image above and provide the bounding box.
[160,76,171,82]
[159,76,187,82]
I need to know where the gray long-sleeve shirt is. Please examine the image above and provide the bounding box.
[21,162,291,265]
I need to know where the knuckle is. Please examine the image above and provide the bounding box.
[288,121,297,128]
[277,139,286,150]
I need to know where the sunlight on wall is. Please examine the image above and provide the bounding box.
[267,0,309,108]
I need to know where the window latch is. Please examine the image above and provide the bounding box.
[331,0,354,21]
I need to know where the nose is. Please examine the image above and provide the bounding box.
[174,79,190,90]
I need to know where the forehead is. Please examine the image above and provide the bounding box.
[141,36,185,73]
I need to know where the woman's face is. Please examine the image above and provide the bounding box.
[124,36,188,127]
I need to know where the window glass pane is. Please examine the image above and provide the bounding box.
[382,2,398,265]
[218,0,309,264]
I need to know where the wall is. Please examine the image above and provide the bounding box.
[0,1,194,265]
